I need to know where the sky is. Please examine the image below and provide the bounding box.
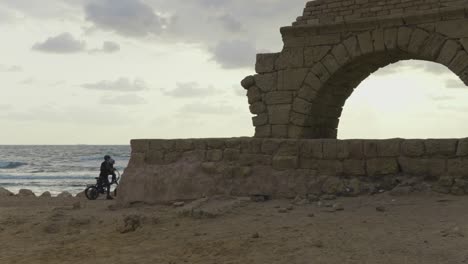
[0,0,467,145]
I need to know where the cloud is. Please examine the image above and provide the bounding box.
[85,0,166,37]
[0,105,129,126]
[100,94,147,105]
[162,82,217,98]
[89,41,121,54]
[429,95,455,101]
[82,78,147,92]
[0,65,22,72]
[218,14,242,33]
[445,78,467,89]
[210,40,256,69]
[32,33,86,53]
[0,104,12,110]
[178,103,238,116]
[438,105,468,112]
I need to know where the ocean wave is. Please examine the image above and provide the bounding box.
[0,161,28,169]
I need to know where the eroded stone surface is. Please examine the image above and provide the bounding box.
[118,138,468,204]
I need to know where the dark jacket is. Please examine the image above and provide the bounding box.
[100,161,114,177]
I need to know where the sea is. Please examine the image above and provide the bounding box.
[0,145,130,196]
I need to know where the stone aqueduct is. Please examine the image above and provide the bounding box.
[242,0,468,139]
[118,0,468,204]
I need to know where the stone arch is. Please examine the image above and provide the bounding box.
[242,1,468,139]
[292,27,468,138]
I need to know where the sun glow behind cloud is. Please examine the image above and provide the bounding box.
[339,61,468,139]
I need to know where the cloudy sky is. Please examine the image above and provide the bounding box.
[0,0,467,145]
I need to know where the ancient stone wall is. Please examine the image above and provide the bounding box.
[242,1,468,139]
[295,0,468,26]
[118,138,468,204]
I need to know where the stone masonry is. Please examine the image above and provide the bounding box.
[118,138,468,204]
[241,0,468,138]
[118,1,468,204]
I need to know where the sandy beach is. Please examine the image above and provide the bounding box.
[1,190,468,264]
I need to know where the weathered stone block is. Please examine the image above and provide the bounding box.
[321,177,345,195]
[316,160,343,176]
[250,102,266,114]
[448,51,468,74]
[377,139,402,157]
[272,125,288,138]
[306,34,341,45]
[272,155,298,170]
[425,139,458,156]
[277,140,299,156]
[343,159,366,176]
[304,46,331,66]
[256,53,278,73]
[131,140,149,153]
[364,140,378,158]
[323,139,338,159]
[397,27,412,50]
[419,33,446,60]
[278,69,309,91]
[372,29,385,52]
[264,91,294,105]
[164,152,181,164]
[239,154,271,166]
[254,73,277,92]
[398,157,427,176]
[357,31,373,54]
[252,114,269,126]
[247,86,262,104]
[223,149,240,161]
[384,27,398,50]
[275,47,304,69]
[456,138,468,156]
[436,19,468,38]
[447,158,468,178]
[331,43,350,66]
[292,97,313,114]
[240,138,263,154]
[181,150,206,163]
[321,54,340,73]
[408,28,429,54]
[436,40,460,66]
[401,139,425,157]
[261,139,282,154]
[175,140,194,151]
[255,125,271,138]
[268,105,291,125]
[346,140,364,159]
[241,75,255,89]
[127,153,145,168]
[149,139,175,151]
[311,62,331,83]
[206,139,225,149]
[366,158,399,177]
[343,36,361,58]
[301,140,323,159]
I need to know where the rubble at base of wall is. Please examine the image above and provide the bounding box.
[117,137,468,204]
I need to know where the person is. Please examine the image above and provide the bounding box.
[100,155,116,200]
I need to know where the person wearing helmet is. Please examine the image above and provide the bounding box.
[100,155,116,200]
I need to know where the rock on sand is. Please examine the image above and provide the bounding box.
[0,187,14,197]
[17,189,36,197]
